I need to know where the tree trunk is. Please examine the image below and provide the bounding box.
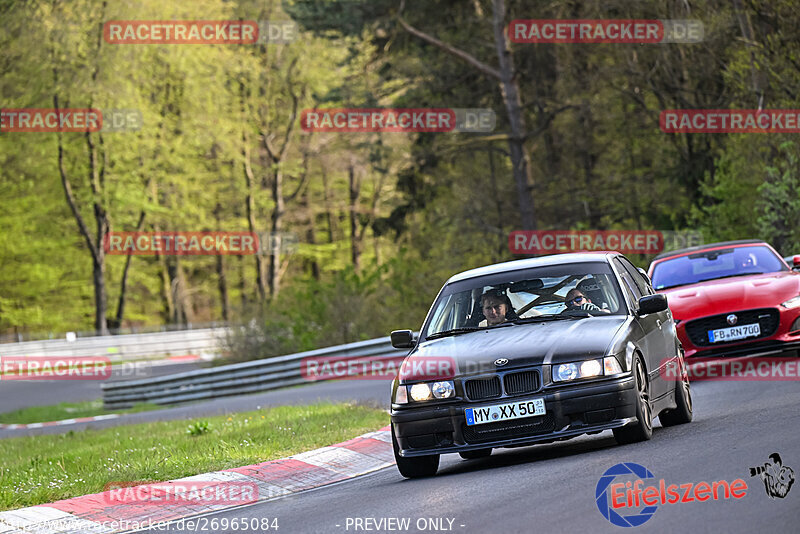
[241,82,268,302]
[214,204,230,321]
[115,210,145,326]
[92,255,107,333]
[491,0,536,229]
[321,166,337,243]
[55,95,110,335]
[156,250,175,323]
[216,254,230,321]
[348,162,362,270]
[397,0,537,229]
[302,179,321,280]
[268,166,285,297]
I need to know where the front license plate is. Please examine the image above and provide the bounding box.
[708,323,761,343]
[465,398,545,426]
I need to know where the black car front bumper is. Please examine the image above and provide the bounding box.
[392,374,637,457]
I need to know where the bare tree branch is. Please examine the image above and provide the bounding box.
[397,0,501,79]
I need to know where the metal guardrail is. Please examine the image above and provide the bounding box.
[0,328,228,362]
[0,322,228,344]
[102,335,408,409]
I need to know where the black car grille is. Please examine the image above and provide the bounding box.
[503,370,540,395]
[464,376,501,400]
[462,413,556,444]
[685,308,780,347]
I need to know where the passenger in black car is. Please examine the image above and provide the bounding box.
[563,288,605,313]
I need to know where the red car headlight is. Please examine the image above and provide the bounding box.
[782,295,800,309]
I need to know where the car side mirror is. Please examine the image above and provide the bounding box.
[391,330,416,349]
[793,255,800,271]
[637,294,668,316]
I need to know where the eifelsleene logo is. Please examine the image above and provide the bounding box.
[750,453,795,499]
[595,463,748,527]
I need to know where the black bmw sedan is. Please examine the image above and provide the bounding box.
[390,252,692,478]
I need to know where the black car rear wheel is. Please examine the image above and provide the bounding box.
[613,356,653,444]
[659,356,693,427]
[392,426,439,478]
[459,448,492,460]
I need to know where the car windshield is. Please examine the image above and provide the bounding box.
[422,261,626,339]
[650,245,788,290]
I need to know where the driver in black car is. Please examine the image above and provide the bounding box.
[478,289,519,326]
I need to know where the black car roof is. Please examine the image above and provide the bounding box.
[446,252,618,284]
[652,239,765,261]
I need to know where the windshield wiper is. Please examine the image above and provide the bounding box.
[696,272,765,284]
[512,314,586,324]
[426,326,482,339]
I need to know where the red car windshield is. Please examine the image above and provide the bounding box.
[651,245,788,290]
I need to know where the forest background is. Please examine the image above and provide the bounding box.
[2,0,799,359]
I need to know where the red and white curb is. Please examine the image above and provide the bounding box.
[0,414,120,430]
[0,426,394,533]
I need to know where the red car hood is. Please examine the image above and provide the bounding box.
[661,271,800,320]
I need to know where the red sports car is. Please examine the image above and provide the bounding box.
[648,240,800,359]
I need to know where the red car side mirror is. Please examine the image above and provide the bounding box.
[793,255,800,267]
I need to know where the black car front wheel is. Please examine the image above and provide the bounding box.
[613,356,653,444]
[659,356,693,427]
[459,448,492,460]
[392,426,439,478]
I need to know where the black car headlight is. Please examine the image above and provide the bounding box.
[401,380,456,402]
[553,357,623,382]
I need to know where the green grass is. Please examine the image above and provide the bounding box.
[0,402,388,511]
[0,400,161,425]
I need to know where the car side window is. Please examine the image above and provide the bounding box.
[618,257,651,296]
[614,259,643,308]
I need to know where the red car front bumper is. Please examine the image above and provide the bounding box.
[677,306,800,359]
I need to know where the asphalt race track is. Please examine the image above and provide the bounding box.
[138,377,800,534]
[0,375,391,438]
[0,361,204,412]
